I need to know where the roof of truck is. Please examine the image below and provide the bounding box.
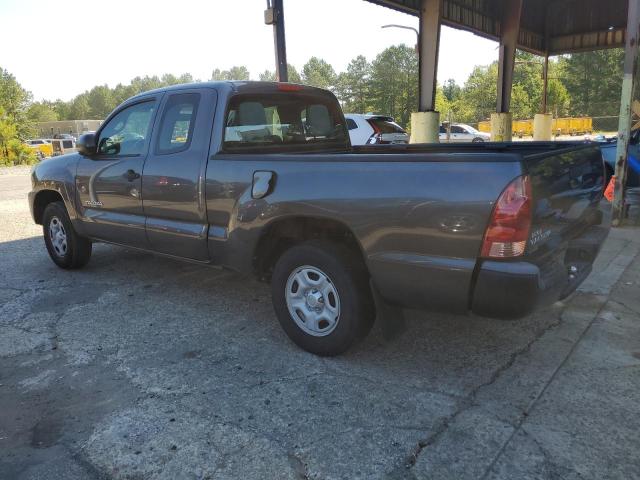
[128,81,333,101]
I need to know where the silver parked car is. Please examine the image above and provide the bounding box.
[439,123,490,143]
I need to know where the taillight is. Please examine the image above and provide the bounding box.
[367,133,382,144]
[367,119,383,144]
[481,175,532,258]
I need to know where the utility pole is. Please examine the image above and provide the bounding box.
[264,0,288,82]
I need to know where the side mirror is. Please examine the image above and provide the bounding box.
[77,133,97,156]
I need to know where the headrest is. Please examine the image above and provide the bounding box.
[238,102,267,126]
[306,104,332,137]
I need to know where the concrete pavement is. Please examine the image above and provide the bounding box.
[0,166,638,479]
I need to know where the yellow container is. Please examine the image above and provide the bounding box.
[513,119,533,137]
[478,121,491,134]
[552,117,593,136]
[25,141,53,158]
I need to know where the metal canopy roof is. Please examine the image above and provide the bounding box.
[365,0,628,55]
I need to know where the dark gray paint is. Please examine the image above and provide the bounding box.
[29,81,608,318]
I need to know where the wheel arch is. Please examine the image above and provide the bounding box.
[252,215,368,279]
[32,189,65,225]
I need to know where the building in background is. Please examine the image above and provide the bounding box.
[36,120,103,139]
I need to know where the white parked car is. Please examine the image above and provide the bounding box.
[439,123,490,143]
[345,114,409,145]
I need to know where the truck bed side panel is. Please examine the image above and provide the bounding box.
[206,154,522,312]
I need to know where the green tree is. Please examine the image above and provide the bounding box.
[52,99,71,121]
[0,107,35,166]
[27,102,59,122]
[442,79,461,102]
[301,57,336,90]
[86,85,116,119]
[368,45,417,128]
[335,55,371,113]
[258,64,301,83]
[0,109,17,159]
[558,49,624,116]
[68,94,91,120]
[211,66,250,81]
[0,67,33,138]
[455,63,498,123]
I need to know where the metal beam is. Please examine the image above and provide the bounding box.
[496,0,523,113]
[265,0,288,82]
[613,0,640,225]
[418,0,441,111]
[542,54,549,114]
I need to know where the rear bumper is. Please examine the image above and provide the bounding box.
[471,258,570,318]
[471,225,608,319]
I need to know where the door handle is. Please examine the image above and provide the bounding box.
[252,171,276,199]
[124,169,140,182]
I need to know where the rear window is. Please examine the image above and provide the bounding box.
[223,93,348,152]
[156,93,199,155]
[367,118,405,134]
[62,140,73,148]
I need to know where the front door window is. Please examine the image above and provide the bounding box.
[97,101,156,156]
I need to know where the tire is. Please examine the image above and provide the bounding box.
[270,241,375,356]
[42,201,92,269]
[472,137,485,143]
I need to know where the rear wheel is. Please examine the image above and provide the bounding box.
[270,241,374,356]
[42,201,92,269]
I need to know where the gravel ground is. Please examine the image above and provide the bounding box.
[1,167,639,480]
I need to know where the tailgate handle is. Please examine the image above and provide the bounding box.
[252,171,276,199]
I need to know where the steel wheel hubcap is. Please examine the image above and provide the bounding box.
[49,216,68,257]
[285,265,340,337]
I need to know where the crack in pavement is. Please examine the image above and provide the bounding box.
[391,305,570,477]
[477,298,609,480]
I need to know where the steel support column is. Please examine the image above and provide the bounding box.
[496,0,523,113]
[612,0,640,225]
[265,0,288,82]
[542,54,549,114]
[418,0,441,112]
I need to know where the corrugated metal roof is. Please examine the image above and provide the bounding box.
[364,0,628,54]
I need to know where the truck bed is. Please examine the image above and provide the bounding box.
[209,141,606,317]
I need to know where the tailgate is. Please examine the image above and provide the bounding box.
[524,143,608,278]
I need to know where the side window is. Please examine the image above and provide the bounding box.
[97,101,155,156]
[451,125,465,134]
[346,118,358,130]
[156,93,200,155]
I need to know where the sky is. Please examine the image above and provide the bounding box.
[0,0,500,102]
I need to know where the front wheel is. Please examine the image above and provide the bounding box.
[42,201,92,269]
[270,241,375,356]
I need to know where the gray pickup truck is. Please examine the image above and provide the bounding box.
[30,81,608,355]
